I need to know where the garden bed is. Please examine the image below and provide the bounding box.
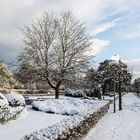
[22,99,110,140]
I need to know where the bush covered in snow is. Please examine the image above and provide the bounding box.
[0,92,25,124]
[5,92,25,107]
[0,105,25,124]
[84,89,96,97]
[64,88,101,98]
[32,98,107,116]
[85,87,102,99]
[64,88,85,97]
[0,93,9,108]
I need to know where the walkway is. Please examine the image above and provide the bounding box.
[83,93,140,140]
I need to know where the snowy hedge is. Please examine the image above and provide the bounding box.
[22,101,110,140]
[5,92,25,107]
[0,106,25,124]
[84,89,98,97]
[64,88,100,98]
[0,93,9,108]
[32,98,104,116]
[64,88,85,97]
[0,92,26,124]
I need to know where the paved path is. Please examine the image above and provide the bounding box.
[83,93,140,140]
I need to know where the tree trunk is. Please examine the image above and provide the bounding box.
[46,78,61,99]
[54,81,62,99]
[102,81,107,100]
[98,90,102,99]
[118,81,122,110]
[55,87,59,99]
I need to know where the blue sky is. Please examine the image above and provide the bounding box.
[0,0,140,79]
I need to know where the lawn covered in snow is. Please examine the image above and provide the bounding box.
[0,106,68,140]
[83,93,140,140]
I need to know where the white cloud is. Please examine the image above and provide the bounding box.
[0,0,35,47]
[0,0,140,63]
[91,20,118,36]
[0,0,112,60]
[71,0,107,22]
[102,0,140,15]
[91,39,110,55]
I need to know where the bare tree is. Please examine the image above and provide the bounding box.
[19,11,92,98]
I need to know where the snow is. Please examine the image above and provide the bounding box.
[5,92,25,107]
[0,92,25,124]
[64,88,85,97]
[32,98,108,115]
[3,93,139,140]
[0,105,25,124]
[111,55,120,62]
[0,106,68,140]
[22,99,109,140]
[28,95,69,100]
[83,93,140,140]
[0,92,9,108]
[0,96,109,139]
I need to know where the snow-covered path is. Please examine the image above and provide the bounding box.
[84,93,140,140]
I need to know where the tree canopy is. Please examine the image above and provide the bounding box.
[17,11,92,98]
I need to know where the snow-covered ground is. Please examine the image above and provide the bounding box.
[0,106,68,140]
[0,97,109,140]
[83,93,140,140]
[21,98,109,140]
[2,93,138,140]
